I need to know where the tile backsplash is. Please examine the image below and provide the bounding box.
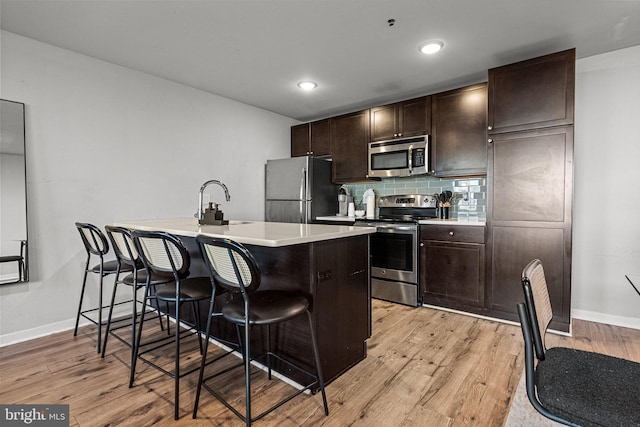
[345,175,487,221]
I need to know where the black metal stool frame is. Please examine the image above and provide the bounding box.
[101,226,170,360]
[129,230,212,420]
[74,222,132,353]
[192,235,329,426]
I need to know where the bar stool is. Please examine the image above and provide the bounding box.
[129,230,212,420]
[74,222,133,353]
[101,226,172,360]
[192,235,329,426]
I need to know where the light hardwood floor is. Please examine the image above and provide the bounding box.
[2,299,640,426]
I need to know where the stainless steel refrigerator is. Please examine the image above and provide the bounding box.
[265,157,338,223]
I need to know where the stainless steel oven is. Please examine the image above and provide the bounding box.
[367,222,419,306]
[355,194,437,307]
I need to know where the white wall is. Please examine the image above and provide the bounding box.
[0,31,296,344]
[572,44,640,328]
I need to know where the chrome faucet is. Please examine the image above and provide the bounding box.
[197,180,231,221]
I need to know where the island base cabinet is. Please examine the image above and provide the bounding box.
[206,236,371,389]
[314,236,370,383]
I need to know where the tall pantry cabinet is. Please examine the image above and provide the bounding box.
[486,49,575,332]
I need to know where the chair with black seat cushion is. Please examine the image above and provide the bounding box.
[0,239,26,283]
[518,259,640,427]
[130,230,212,420]
[192,235,328,426]
[101,226,173,359]
[74,222,133,353]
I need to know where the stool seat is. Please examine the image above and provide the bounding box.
[223,290,309,325]
[155,277,212,302]
[90,259,133,275]
[122,269,173,287]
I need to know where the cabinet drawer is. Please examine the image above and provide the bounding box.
[420,225,485,244]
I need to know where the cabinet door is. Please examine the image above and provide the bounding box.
[370,104,397,142]
[314,236,370,382]
[432,83,487,177]
[487,225,569,327]
[291,123,310,157]
[330,109,370,183]
[310,118,331,156]
[487,126,573,331]
[490,127,573,223]
[399,96,430,138]
[421,240,485,308]
[488,48,575,134]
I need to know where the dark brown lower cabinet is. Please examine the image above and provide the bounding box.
[420,225,485,312]
[181,235,370,388]
[245,235,371,386]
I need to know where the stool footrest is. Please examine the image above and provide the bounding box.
[200,351,321,424]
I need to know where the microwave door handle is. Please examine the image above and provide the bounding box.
[425,136,431,173]
[408,144,413,174]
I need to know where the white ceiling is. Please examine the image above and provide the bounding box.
[2,0,640,122]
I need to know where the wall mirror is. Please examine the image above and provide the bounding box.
[0,99,28,284]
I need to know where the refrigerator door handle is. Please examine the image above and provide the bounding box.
[300,168,307,200]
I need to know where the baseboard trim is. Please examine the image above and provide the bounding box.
[0,305,131,347]
[571,309,640,331]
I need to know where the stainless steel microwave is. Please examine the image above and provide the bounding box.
[367,135,430,178]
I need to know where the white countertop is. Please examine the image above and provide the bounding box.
[115,218,376,248]
[316,216,485,227]
[418,218,486,226]
[316,215,357,222]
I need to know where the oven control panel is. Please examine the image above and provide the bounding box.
[378,194,437,208]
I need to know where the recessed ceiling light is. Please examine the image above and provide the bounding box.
[297,81,317,90]
[418,40,444,55]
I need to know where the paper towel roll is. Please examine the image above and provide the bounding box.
[366,196,376,218]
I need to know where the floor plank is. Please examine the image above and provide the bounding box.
[2,299,640,426]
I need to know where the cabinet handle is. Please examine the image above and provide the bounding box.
[420,242,424,247]
[398,133,402,137]
[487,125,493,131]
[488,138,493,144]
[394,133,398,137]
[449,231,454,236]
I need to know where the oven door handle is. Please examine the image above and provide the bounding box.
[373,225,417,233]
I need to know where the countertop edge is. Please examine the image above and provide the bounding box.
[115,218,376,247]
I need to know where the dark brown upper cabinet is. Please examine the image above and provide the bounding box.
[291,118,331,157]
[431,83,488,177]
[370,96,431,142]
[330,109,371,183]
[488,48,575,134]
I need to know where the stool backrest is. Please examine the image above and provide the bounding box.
[131,230,190,279]
[105,226,140,267]
[75,222,109,256]
[196,235,260,296]
[521,258,553,360]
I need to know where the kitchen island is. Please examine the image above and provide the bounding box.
[115,218,375,387]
